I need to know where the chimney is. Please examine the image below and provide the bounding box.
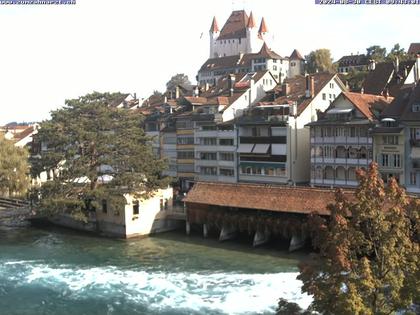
[133,93,137,100]
[385,89,389,99]
[310,76,315,98]
[194,86,199,97]
[164,96,168,103]
[361,87,364,94]
[394,56,399,74]
[305,75,310,98]
[282,82,290,96]
[229,74,236,97]
[205,83,210,91]
[305,75,314,98]
[175,86,180,99]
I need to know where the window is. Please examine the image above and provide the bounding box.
[322,93,326,100]
[380,154,389,167]
[102,199,107,213]
[291,61,296,67]
[200,138,217,146]
[410,172,417,185]
[220,152,234,161]
[177,137,194,145]
[200,152,217,160]
[239,38,241,44]
[177,151,194,159]
[133,201,139,215]
[393,154,401,168]
[273,65,277,71]
[160,199,164,211]
[383,136,399,145]
[200,167,217,175]
[219,168,234,177]
[329,83,334,89]
[219,138,234,146]
[412,104,420,112]
[410,128,420,140]
[201,125,217,131]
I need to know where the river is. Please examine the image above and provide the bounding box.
[0,226,311,315]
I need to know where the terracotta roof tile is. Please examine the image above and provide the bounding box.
[209,16,219,33]
[246,11,256,28]
[258,17,268,33]
[289,49,304,61]
[218,10,248,40]
[343,92,394,120]
[184,182,355,216]
[408,43,420,55]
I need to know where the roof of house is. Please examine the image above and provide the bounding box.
[218,10,249,40]
[362,60,416,97]
[382,82,420,122]
[199,44,283,73]
[342,92,394,120]
[337,54,369,67]
[259,73,343,116]
[408,43,420,55]
[289,49,304,61]
[184,182,355,216]
[13,125,36,142]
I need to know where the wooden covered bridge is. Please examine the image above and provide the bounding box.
[183,182,353,251]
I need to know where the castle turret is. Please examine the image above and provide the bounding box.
[209,16,220,58]
[246,11,259,54]
[258,17,268,42]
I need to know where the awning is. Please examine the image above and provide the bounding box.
[237,143,255,153]
[326,108,353,114]
[252,144,270,154]
[271,144,287,155]
[410,147,420,159]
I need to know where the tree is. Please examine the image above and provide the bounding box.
[305,49,336,74]
[31,92,169,220]
[343,69,369,92]
[0,135,30,197]
[366,45,387,63]
[386,43,411,62]
[152,90,163,97]
[278,163,419,315]
[166,73,191,91]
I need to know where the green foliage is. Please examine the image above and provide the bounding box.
[343,69,369,92]
[0,135,30,196]
[31,92,169,220]
[166,73,191,91]
[386,43,411,62]
[366,45,387,63]
[305,49,336,74]
[278,163,419,315]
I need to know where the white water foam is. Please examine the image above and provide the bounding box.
[1,261,312,314]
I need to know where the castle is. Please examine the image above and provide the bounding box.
[198,10,305,86]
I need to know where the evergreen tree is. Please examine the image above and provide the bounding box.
[366,45,387,63]
[278,163,419,315]
[31,92,169,220]
[0,135,30,197]
[166,73,191,91]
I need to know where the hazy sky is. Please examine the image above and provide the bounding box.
[0,0,419,125]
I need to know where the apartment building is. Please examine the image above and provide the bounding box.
[308,92,393,187]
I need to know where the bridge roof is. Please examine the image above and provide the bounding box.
[184,182,355,216]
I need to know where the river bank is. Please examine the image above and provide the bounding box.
[0,225,311,315]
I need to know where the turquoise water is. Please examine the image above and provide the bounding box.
[0,226,311,315]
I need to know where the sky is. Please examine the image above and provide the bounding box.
[0,0,419,125]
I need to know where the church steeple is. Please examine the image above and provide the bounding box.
[209,16,220,33]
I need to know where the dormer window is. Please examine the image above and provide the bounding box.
[412,103,420,112]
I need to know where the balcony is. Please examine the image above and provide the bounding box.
[240,136,286,144]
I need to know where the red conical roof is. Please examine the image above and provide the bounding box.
[210,16,219,33]
[247,11,256,28]
[259,17,268,33]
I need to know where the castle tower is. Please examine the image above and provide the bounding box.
[209,16,220,58]
[289,49,306,78]
[246,11,259,54]
[258,17,269,44]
